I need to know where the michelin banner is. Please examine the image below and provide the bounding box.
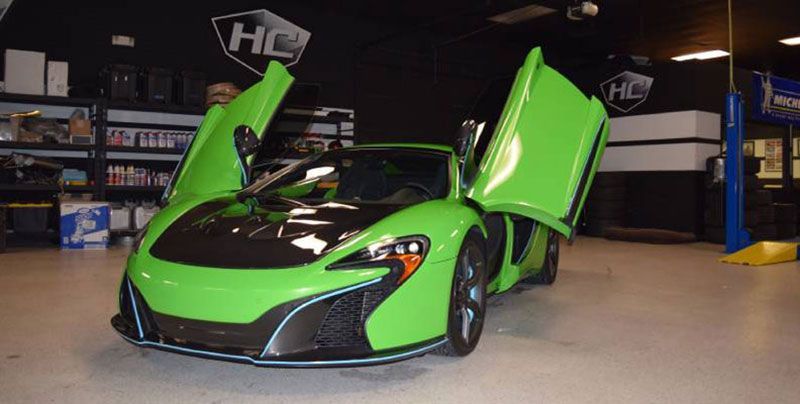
[753,72,800,126]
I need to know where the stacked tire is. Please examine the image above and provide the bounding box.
[0,206,5,253]
[583,173,626,237]
[704,156,760,244]
[752,191,777,241]
[774,203,798,239]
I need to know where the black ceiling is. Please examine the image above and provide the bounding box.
[322,0,800,79]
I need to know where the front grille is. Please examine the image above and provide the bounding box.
[315,285,391,348]
[119,278,135,324]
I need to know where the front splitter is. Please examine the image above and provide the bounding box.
[115,331,447,368]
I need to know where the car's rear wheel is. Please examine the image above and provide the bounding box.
[437,231,487,357]
[525,228,559,285]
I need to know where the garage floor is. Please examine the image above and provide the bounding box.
[1,238,799,403]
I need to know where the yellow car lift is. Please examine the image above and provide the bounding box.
[720,241,800,266]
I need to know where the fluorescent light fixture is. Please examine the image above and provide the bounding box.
[779,36,800,46]
[488,4,556,24]
[671,49,730,62]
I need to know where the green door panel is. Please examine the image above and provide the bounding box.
[165,61,294,202]
[465,47,609,239]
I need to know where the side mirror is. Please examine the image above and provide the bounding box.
[234,125,260,184]
[454,120,476,158]
[234,125,260,159]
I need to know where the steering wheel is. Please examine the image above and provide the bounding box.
[403,182,434,200]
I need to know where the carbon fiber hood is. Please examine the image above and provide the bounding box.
[149,196,403,268]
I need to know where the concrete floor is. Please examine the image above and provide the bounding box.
[1,238,799,403]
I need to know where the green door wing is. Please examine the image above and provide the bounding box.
[165,61,294,203]
[465,47,609,239]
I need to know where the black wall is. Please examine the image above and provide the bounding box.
[0,0,525,145]
[0,1,363,107]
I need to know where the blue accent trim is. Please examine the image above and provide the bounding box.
[118,334,447,367]
[258,277,384,358]
[126,278,144,339]
[725,93,752,253]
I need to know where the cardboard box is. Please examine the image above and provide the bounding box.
[47,61,69,96]
[4,49,45,95]
[60,202,109,249]
[69,118,91,136]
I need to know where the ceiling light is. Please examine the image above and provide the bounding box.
[671,50,730,62]
[488,4,556,24]
[779,36,800,46]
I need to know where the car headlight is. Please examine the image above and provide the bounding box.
[327,236,430,284]
[132,226,148,254]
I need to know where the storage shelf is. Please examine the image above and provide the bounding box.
[0,92,97,107]
[0,141,93,151]
[106,146,185,155]
[107,100,205,115]
[105,185,165,192]
[0,183,94,192]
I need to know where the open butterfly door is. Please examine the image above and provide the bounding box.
[164,61,294,203]
[465,48,610,239]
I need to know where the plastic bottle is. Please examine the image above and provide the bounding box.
[106,165,114,185]
[148,132,157,148]
[167,133,176,149]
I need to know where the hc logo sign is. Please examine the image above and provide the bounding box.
[212,9,311,75]
[600,71,653,113]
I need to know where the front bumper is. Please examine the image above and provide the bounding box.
[112,276,446,367]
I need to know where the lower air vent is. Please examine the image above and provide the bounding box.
[315,285,391,348]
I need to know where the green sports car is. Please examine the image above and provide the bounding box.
[111,47,609,367]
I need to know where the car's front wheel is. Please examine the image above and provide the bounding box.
[437,230,487,356]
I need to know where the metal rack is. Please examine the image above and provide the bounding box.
[0,93,356,202]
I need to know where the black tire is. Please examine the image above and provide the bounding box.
[0,206,5,253]
[586,201,626,220]
[588,186,626,202]
[744,175,758,192]
[752,224,778,241]
[776,222,797,240]
[706,190,723,207]
[592,172,626,188]
[756,190,773,206]
[704,208,723,227]
[436,230,487,357]
[774,203,797,223]
[745,192,758,209]
[705,226,725,244]
[745,209,759,228]
[758,205,775,223]
[585,219,621,237]
[524,229,559,285]
[744,157,761,175]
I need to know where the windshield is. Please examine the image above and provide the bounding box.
[246,148,451,204]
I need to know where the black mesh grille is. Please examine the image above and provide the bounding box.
[315,285,391,348]
[119,278,135,324]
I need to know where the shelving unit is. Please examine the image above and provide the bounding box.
[2,94,355,226]
[105,185,166,193]
[0,93,101,201]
